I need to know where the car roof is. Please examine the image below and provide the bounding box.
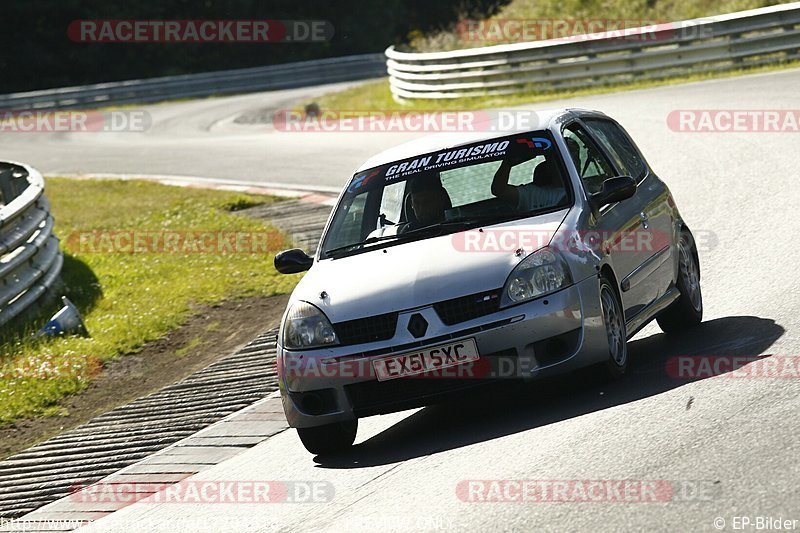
[354,108,606,173]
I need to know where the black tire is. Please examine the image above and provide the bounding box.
[599,275,628,379]
[657,230,703,334]
[297,420,357,455]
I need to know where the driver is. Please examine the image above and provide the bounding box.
[402,176,449,231]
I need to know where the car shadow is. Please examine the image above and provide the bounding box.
[314,315,784,468]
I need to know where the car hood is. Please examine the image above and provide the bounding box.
[291,208,569,322]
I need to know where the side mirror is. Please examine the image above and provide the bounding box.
[591,176,637,209]
[274,248,313,274]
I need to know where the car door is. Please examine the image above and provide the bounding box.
[563,121,654,319]
[581,117,675,308]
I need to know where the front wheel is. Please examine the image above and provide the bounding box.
[599,276,627,379]
[657,230,703,334]
[297,420,357,455]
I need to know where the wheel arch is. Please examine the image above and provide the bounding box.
[599,264,624,320]
[678,223,701,281]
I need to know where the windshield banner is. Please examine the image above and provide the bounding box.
[346,132,555,195]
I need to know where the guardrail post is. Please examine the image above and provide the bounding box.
[0,169,14,206]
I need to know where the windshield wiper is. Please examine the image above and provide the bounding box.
[323,224,443,258]
[441,213,521,228]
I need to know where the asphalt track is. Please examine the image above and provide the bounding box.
[2,69,800,532]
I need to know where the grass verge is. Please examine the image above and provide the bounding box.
[0,179,300,425]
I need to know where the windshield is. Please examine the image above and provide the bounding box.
[321,131,571,258]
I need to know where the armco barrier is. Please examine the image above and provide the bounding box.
[0,54,386,111]
[385,3,800,99]
[0,162,62,328]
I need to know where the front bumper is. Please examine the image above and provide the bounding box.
[278,275,607,428]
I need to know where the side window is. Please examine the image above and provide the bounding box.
[583,118,647,182]
[508,156,545,186]
[563,124,615,195]
[440,160,502,207]
[439,156,550,207]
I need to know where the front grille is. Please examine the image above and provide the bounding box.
[333,312,398,346]
[433,289,502,325]
[331,288,503,348]
[336,317,514,360]
[346,378,487,417]
[345,348,515,417]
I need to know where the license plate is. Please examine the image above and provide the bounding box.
[372,338,480,382]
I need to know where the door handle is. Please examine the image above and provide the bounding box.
[640,211,649,229]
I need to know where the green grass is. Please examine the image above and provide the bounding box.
[306,60,800,113]
[0,179,301,425]
[174,336,204,358]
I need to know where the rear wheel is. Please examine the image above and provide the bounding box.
[657,231,702,334]
[297,420,357,455]
[599,275,627,379]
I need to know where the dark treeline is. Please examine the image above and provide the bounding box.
[0,0,508,93]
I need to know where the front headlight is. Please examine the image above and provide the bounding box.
[283,301,339,350]
[501,247,573,307]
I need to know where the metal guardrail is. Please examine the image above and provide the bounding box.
[0,54,386,111]
[386,3,800,99]
[0,162,62,328]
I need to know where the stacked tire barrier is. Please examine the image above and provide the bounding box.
[0,162,62,328]
[386,3,800,99]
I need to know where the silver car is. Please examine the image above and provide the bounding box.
[274,108,702,455]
